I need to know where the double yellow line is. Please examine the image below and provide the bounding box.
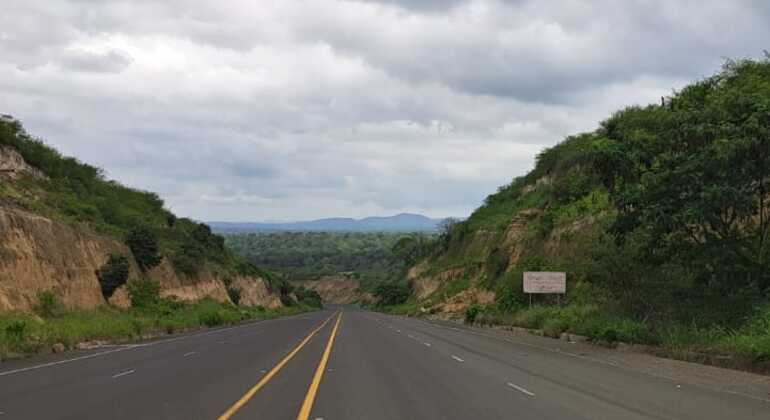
[217,311,343,420]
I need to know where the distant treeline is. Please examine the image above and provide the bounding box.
[225,231,436,291]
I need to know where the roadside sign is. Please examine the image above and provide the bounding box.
[523,272,566,294]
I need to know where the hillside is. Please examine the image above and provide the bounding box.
[209,213,445,233]
[0,115,324,358]
[396,58,770,369]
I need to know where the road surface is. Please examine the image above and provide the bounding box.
[0,306,768,419]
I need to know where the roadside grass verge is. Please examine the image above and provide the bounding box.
[475,304,654,345]
[0,299,312,361]
[473,303,770,369]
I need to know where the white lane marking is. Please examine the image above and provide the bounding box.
[423,342,432,347]
[112,369,135,379]
[724,390,770,404]
[0,313,319,377]
[451,355,464,363]
[407,334,415,339]
[415,319,620,367]
[507,382,535,396]
[183,351,196,357]
[396,329,401,333]
[0,345,138,377]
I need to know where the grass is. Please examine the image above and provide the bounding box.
[0,300,313,360]
[476,304,654,344]
[473,303,770,368]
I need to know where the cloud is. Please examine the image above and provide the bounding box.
[0,0,767,221]
[57,48,132,73]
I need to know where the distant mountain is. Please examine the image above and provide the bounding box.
[209,213,446,233]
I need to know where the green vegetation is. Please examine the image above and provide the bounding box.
[0,115,264,283]
[0,299,310,361]
[373,281,412,306]
[97,254,130,298]
[401,57,770,368]
[225,231,434,291]
[293,287,324,309]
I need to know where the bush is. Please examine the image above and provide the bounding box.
[198,310,225,327]
[127,279,161,308]
[294,287,323,308]
[36,291,60,317]
[465,304,480,324]
[97,254,130,298]
[495,272,524,312]
[5,320,27,342]
[375,281,411,306]
[226,287,241,306]
[125,227,162,271]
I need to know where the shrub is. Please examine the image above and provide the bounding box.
[36,291,59,317]
[374,281,411,306]
[125,227,162,271]
[495,272,524,312]
[226,287,241,306]
[465,304,480,324]
[198,310,225,327]
[5,320,27,342]
[294,287,323,308]
[97,254,130,298]
[127,279,161,308]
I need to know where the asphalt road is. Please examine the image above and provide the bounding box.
[0,306,768,419]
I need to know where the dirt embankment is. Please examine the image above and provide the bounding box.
[292,274,373,305]
[404,208,541,318]
[0,207,280,311]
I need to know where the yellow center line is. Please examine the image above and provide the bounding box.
[217,312,338,420]
[296,312,343,420]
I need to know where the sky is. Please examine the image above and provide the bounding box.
[1,1,768,222]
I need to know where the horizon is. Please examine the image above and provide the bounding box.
[207,212,451,224]
[1,1,768,221]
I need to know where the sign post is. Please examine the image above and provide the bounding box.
[523,271,566,307]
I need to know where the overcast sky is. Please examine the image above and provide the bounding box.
[1,1,767,221]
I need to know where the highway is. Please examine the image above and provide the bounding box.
[0,306,768,419]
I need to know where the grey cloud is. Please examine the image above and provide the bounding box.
[57,49,132,73]
[355,0,469,12]
[0,0,766,221]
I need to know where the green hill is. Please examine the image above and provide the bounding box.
[398,58,770,369]
[0,116,318,359]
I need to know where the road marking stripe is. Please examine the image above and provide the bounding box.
[0,311,318,378]
[183,351,196,357]
[217,312,337,420]
[0,345,138,377]
[423,342,431,347]
[112,369,135,379]
[507,382,535,396]
[296,313,343,420]
[451,355,464,363]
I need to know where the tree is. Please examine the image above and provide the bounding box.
[597,58,770,296]
[97,254,130,298]
[374,281,411,306]
[125,227,162,271]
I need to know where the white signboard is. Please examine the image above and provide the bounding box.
[523,272,566,294]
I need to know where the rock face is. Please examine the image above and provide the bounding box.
[0,206,280,312]
[232,276,282,309]
[0,146,46,180]
[293,275,372,304]
[0,207,129,311]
